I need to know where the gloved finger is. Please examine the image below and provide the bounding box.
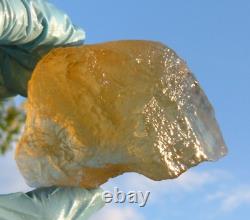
[0,0,85,47]
[0,187,105,220]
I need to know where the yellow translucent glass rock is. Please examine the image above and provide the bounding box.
[15,40,227,188]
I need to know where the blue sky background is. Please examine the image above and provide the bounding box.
[0,0,249,219]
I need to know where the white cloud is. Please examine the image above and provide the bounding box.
[172,169,221,191]
[208,185,250,212]
[90,206,145,220]
[102,169,229,204]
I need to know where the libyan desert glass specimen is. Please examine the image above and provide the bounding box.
[15,40,227,188]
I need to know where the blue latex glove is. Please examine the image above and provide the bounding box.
[0,187,104,220]
[0,0,85,98]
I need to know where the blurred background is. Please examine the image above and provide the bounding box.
[0,0,249,219]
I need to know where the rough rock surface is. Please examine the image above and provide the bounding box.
[15,40,227,188]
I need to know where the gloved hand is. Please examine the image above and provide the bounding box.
[0,187,104,220]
